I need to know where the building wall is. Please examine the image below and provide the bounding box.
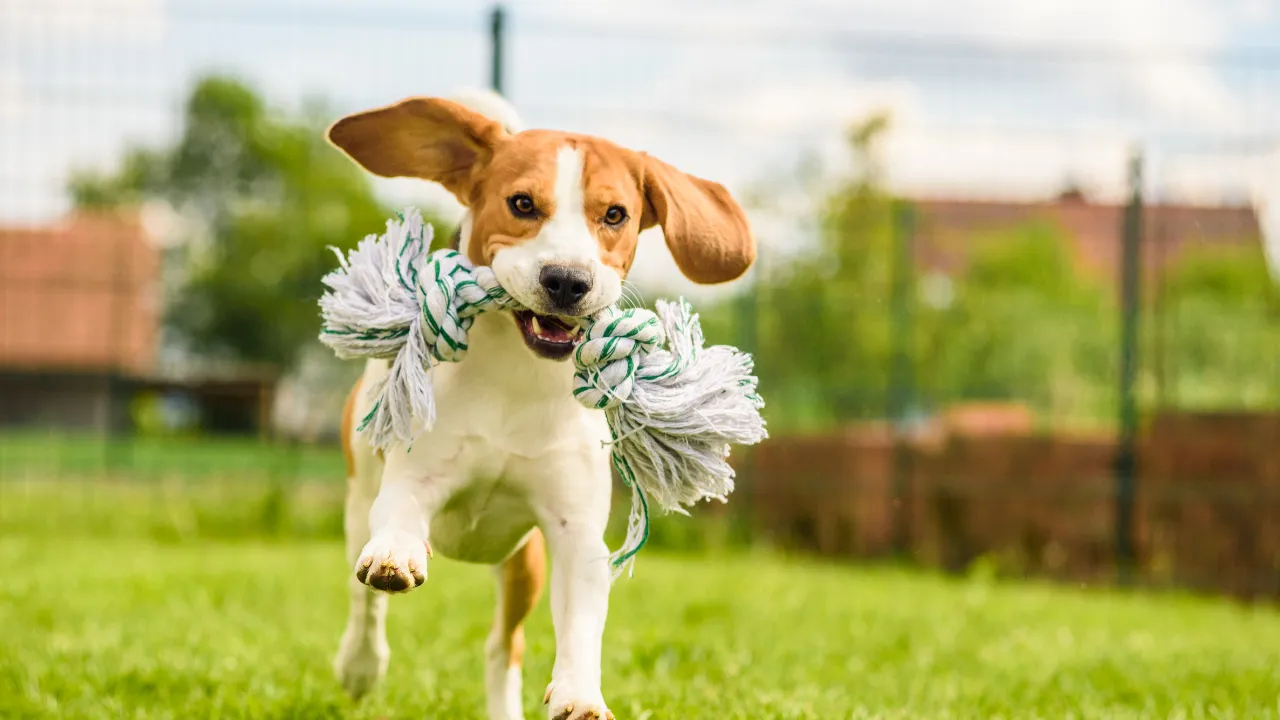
[0,211,160,375]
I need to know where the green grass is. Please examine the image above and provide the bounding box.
[2,537,1279,719]
[4,436,1280,718]
[0,431,344,482]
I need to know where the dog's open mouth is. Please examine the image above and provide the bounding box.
[513,310,585,361]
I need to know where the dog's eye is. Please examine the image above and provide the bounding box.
[603,205,628,227]
[508,193,538,218]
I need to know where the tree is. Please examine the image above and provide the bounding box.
[71,75,444,370]
[696,113,899,432]
[914,222,1115,425]
[1154,246,1280,409]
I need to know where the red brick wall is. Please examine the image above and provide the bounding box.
[749,410,1280,600]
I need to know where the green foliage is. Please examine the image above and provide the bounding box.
[1153,246,1280,410]
[916,221,1116,424]
[713,113,900,432]
[1164,245,1280,307]
[70,75,447,370]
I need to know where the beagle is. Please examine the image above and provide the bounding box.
[327,89,755,720]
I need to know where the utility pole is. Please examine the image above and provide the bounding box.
[888,200,916,557]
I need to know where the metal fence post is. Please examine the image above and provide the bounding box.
[490,5,506,94]
[1115,150,1143,585]
[889,200,916,557]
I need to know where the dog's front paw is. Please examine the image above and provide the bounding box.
[544,683,613,720]
[355,531,430,593]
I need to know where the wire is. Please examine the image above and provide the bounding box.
[12,3,1280,69]
[516,17,1280,70]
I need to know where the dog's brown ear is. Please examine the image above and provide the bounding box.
[640,154,756,284]
[327,97,508,205]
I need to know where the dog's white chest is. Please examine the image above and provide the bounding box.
[360,312,611,563]
[427,313,611,458]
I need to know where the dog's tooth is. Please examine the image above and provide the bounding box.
[531,316,543,336]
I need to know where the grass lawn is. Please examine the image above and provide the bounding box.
[2,538,1279,720]
[0,432,344,483]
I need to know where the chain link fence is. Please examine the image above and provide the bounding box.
[2,3,1277,594]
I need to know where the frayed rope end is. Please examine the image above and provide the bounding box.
[318,209,442,451]
[592,299,768,581]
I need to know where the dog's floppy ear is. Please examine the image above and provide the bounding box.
[640,154,756,284]
[327,97,508,205]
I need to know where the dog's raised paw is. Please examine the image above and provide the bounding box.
[355,531,429,593]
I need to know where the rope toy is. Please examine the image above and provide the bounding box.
[318,209,767,578]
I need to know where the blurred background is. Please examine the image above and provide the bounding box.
[2,0,1278,601]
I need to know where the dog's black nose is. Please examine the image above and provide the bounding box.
[539,265,592,308]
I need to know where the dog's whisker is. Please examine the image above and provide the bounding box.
[619,283,646,310]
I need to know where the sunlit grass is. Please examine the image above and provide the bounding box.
[2,536,1278,719]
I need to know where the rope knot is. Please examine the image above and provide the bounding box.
[413,250,510,364]
[571,307,664,410]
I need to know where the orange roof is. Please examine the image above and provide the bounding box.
[910,194,1265,281]
[0,210,160,374]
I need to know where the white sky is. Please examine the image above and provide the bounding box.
[1,0,1278,297]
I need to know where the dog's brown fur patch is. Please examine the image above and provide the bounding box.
[499,529,546,667]
[340,376,362,478]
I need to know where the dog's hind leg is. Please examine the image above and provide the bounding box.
[486,529,547,720]
[334,375,391,700]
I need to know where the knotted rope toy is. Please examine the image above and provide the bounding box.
[318,209,767,578]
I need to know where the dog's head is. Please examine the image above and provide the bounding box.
[327,96,755,361]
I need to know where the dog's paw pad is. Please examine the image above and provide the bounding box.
[551,705,611,720]
[546,686,610,720]
[354,532,428,593]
